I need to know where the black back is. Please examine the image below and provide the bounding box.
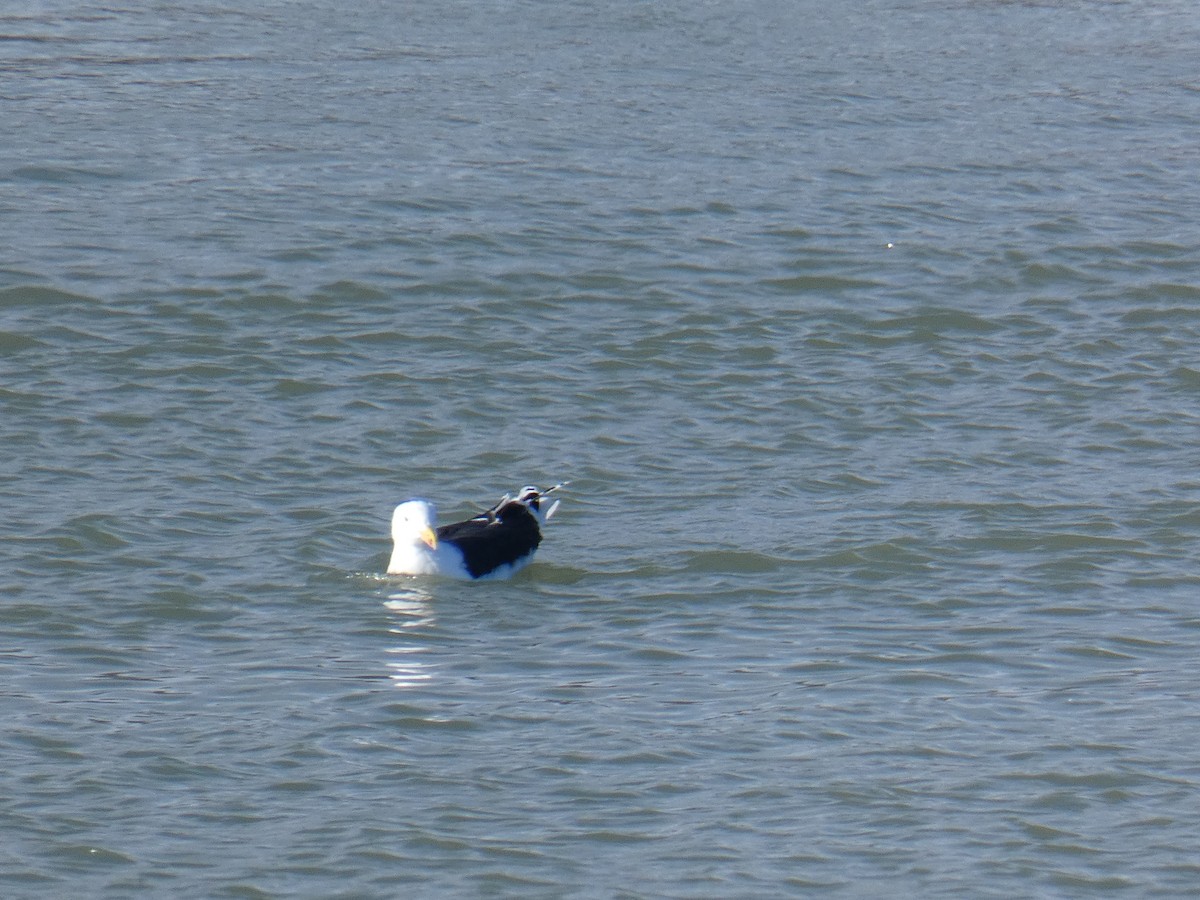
[437,501,542,578]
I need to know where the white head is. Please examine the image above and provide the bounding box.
[388,500,441,575]
[391,499,439,550]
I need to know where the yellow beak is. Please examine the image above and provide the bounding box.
[419,526,438,550]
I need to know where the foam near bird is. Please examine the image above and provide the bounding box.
[388,484,566,580]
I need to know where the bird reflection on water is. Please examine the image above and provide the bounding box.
[384,586,437,689]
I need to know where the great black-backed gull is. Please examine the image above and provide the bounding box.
[387,484,565,580]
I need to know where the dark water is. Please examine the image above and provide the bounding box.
[5,1,1200,896]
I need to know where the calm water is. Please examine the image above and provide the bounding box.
[4,0,1200,896]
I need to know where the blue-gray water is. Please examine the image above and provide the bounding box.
[4,1,1200,896]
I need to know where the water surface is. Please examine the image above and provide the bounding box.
[4,1,1200,896]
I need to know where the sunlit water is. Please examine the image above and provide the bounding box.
[4,1,1200,896]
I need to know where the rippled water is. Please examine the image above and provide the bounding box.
[5,0,1200,896]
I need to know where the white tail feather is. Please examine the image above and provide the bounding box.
[506,482,568,526]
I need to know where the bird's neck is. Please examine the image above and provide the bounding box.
[388,538,439,576]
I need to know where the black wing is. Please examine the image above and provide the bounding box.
[437,501,542,578]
